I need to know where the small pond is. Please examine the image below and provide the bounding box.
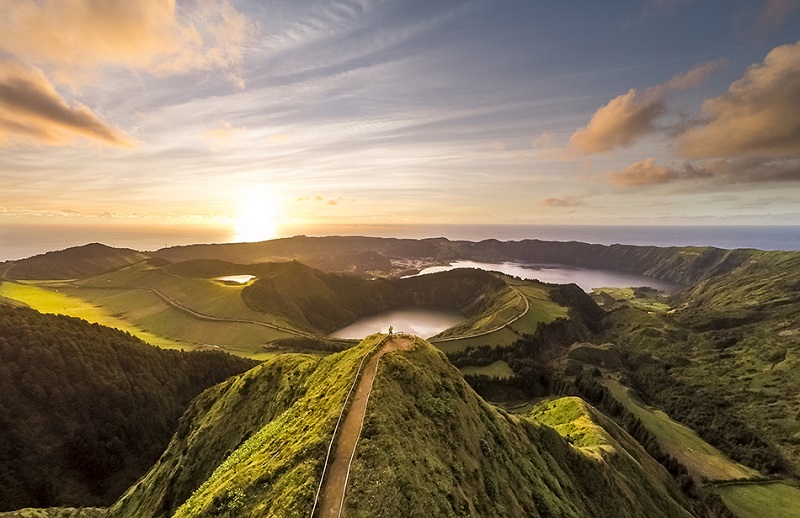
[214,274,256,284]
[329,308,465,340]
[408,260,680,292]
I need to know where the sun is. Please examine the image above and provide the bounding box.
[232,188,282,243]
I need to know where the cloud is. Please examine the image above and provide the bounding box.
[492,140,508,151]
[0,60,135,148]
[747,0,800,39]
[0,0,253,86]
[567,60,722,156]
[532,131,554,149]
[677,40,800,159]
[569,89,665,154]
[608,158,694,186]
[267,133,290,144]
[608,157,800,186]
[202,122,246,142]
[661,60,725,91]
[541,197,586,207]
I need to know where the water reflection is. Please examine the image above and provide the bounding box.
[214,275,255,284]
[409,260,679,292]
[329,308,465,339]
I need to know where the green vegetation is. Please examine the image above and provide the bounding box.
[344,341,692,517]
[715,482,800,518]
[0,509,106,518]
[0,304,253,511]
[526,397,610,449]
[459,360,514,379]
[431,280,569,353]
[0,281,182,349]
[605,303,796,476]
[592,286,671,313]
[111,335,385,517]
[601,378,758,481]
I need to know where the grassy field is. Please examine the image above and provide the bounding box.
[0,280,298,358]
[459,360,514,379]
[602,377,758,481]
[715,481,800,518]
[431,280,568,353]
[76,263,289,326]
[0,281,183,349]
[591,287,671,313]
[59,286,296,356]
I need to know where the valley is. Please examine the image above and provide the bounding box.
[0,235,799,517]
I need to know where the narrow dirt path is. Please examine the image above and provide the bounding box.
[315,335,414,518]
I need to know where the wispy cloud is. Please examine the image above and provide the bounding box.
[746,0,800,39]
[0,60,135,148]
[541,196,588,207]
[608,157,800,186]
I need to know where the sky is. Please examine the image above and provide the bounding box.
[1,0,800,247]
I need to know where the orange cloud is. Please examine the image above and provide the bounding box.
[608,157,799,187]
[607,158,685,186]
[569,89,664,155]
[541,197,586,207]
[677,40,800,159]
[568,60,721,156]
[661,60,725,91]
[202,122,246,142]
[0,0,252,86]
[0,60,135,148]
[492,140,508,151]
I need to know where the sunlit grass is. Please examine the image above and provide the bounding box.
[0,281,183,349]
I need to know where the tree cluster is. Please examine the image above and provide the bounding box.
[0,304,254,510]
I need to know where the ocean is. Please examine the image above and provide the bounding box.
[2,223,799,262]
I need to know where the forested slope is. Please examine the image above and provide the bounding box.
[0,305,255,511]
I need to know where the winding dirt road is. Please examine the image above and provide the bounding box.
[315,335,414,518]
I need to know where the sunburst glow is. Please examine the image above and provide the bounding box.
[232,188,282,243]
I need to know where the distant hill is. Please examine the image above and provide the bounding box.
[6,243,147,280]
[150,235,770,285]
[110,337,695,517]
[8,236,774,286]
[0,304,255,510]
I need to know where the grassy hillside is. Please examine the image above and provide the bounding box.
[601,378,758,481]
[6,243,147,280]
[344,341,693,517]
[599,250,800,475]
[0,304,254,511]
[241,264,519,334]
[0,281,183,349]
[112,334,701,517]
[110,335,386,517]
[715,481,800,518]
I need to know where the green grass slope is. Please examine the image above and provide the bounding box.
[601,250,800,475]
[109,336,694,517]
[0,304,254,511]
[715,481,800,518]
[345,341,693,518]
[110,335,386,518]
